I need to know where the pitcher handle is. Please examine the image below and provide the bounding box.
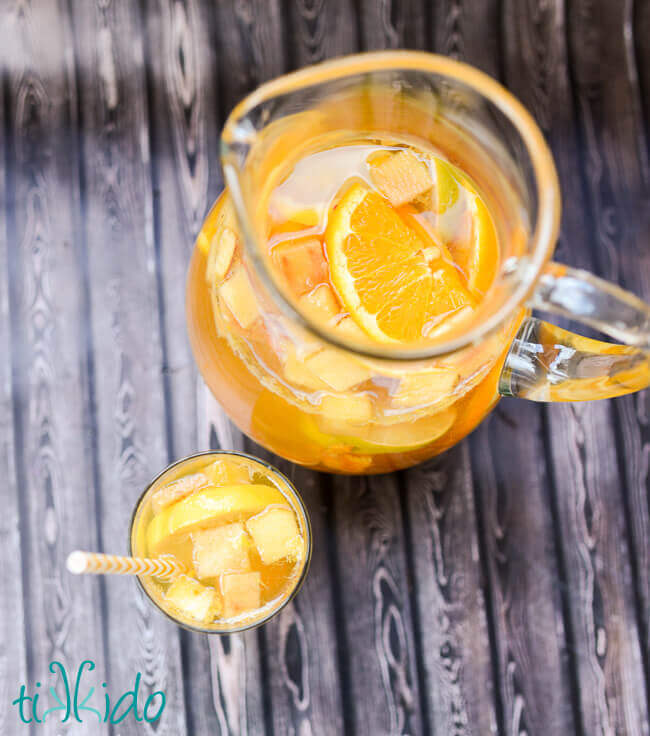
[499,262,650,401]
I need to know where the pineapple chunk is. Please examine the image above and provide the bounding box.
[298,284,341,323]
[207,226,237,285]
[392,368,459,408]
[246,506,302,564]
[150,472,209,514]
[165,574,221,624]
[304,349,373,391]
[320,393,373,423]
[191,523,251,580]
[368,150,433,207]
[203,459,252,486]
[272,237,328,296]
[221,571,261,618]
[218,266,260,329]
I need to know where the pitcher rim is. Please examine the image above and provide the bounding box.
[221,50,561,361]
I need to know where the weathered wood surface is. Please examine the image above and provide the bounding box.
[0,1,648,735]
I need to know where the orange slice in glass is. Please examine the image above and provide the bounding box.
[325,183,473,343]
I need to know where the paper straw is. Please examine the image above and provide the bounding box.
[66,551,185,580]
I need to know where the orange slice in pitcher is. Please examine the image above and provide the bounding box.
[325,183,473,343]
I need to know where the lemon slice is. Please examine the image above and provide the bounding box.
[146,484,285,554]
[325,183,473,343]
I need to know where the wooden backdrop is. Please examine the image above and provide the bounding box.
[1,1,648,734]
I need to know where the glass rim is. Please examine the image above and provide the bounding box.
[128,450,313,635]
[221,49,561,361]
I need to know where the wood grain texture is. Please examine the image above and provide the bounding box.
[331,472,423,736]
[568,0,650,731]
[68,1,187,733]
[566,0,650,716]
[213,0,286,116]
[2,4,109,736]
[141,0,222,461]
[243,444,345,736]
[200,382,266,736]
[0,14,28,732]
[287,0,358,66]
[472,405,575,735]
[357,0,427,51]
[404,447,497,736]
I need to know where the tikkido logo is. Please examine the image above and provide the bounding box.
[11,660,166,727]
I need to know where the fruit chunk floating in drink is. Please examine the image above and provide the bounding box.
[187,105,526,473]
[130,452,311,632]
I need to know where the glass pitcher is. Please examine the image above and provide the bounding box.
[186,51,650,475]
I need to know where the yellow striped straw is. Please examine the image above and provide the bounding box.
[66,551,185,580]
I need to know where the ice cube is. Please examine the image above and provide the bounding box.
[304,349,373,391]
[203,459,252,486]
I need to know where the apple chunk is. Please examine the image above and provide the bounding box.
[246,506,302,564]
[221,571,262,618]
[218,266,260,329]
[272,237,329,296]
[191,523,251,580]
[165,574,221,624]
[368,150,433,207]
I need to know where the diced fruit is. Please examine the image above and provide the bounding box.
[204,459,252,486]
[368,150,433,207]
[147,484,286,554]
[246,506,302,564]
[218,266,260,329]
[304,348,373,390]
[165,574,221,624]
[207,226,237,285]
[326,184,473,343]
[298,284,341,323]
[334,316,367,342]
[150,473,209,514]
[283,350,329,391]
[191,523,251,579]
[319,393,373,423]
[391,368,459,408]
[221,572,261,618]
[272,237,328,296]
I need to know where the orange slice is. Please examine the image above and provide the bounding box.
[325,183,473,343]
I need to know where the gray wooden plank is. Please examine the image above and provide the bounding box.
[357,0,427,51]
[68,1,188,733]
[141,0,222,461]
[0,13,28,732]
[472,405,576,734]
[565,0,650,719]
[331,472,424,736]
[213,0,286,116]
[2,4,109,735]
[140,2,229,733]
[242,442,345,736]
[288,0,358,66]
[404,448,498,736]
[635,0,650,140]
[431,0,501,78]
[198,383,266,736]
